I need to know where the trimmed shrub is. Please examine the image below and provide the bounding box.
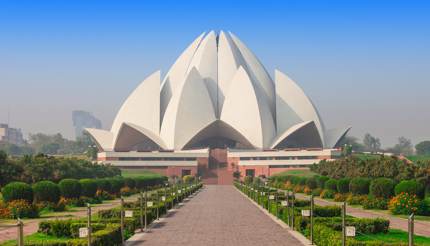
[244,176,253,185]
[124,178,136,189]
[346,194,368,205]
[317,176,330,189]
[389,192,421,215]
[108,177,124,194]
[320,189,335,199]
[336,178,350,194]
[79,179,98,197]
[370,178,395,199]
[1,182,33,203]
[394,180,424,197]
[59,179,81,199]
[362,197,388,210]
[349,177,371,195]
[96,178,112,192]
[182,175,195,184]
[314,206,341,217]
[33,181,61,203]
[324,179,338,191]
[7,199,39,218]
[306,177,318,189]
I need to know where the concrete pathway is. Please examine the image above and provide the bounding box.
[127,186,303,246]
[295,193,430,236]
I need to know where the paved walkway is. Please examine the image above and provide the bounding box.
[127,186,303,246]
[296,193,430,236]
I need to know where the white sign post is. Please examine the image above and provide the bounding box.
[125,210,133,218]
[301,210,310,217]
[161,196,166,201]
[269,195,275,200]
[281,201,288,207]
[178,190,182,194]
[346,226,356,237]
[79,227,88,238]
[147,201,154,208]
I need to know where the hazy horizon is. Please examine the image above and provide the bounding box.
[1,0,429,148]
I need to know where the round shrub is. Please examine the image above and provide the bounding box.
[59,179,81,199]
[1,182,33,203]
[79,179,98,197]
[306,177,318,189]
[325,179,338,191]
[183,175,195,184]
[349,177,371,195]
[124,178,136,189]
[337,178,350,194]
[370,178,395,199]
[394,180,424,198]
[320,189,335,199]
[108,178,124,194]
[32,181,60,203]
[389,193,421,215]
[317,176,330,189]
[244,176,253,185]
[96,178,112,193]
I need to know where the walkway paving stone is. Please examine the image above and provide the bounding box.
[128,185,303,246]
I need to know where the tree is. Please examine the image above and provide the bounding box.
[363,133,381,153]
[338,136,365,152]
[416,141,430,155]
[387,137,414,156]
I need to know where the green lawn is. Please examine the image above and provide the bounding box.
[407,155,430,163]
[120,169,164,178]
[271,169,317,178]
[0,233,70,246]
[355,229,430,245]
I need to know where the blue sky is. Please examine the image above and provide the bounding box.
[0,0,429,147]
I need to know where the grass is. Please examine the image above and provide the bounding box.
[271,169,317,178]
[120,169,164,178]
[407,155,430,163]
[353,152,381,161]
[355,229,430,245]
[0,233,70,246]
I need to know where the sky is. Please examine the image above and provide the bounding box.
[0,0,429,147]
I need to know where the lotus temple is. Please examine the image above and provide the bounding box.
[85,31,350,185]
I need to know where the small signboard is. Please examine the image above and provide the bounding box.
[269,195,275,200]
[172,192,176,196]
[125,210,133,218]
[281,201,288,207]
[301,210,310,217]
[79,227,88,238]
[178,190,182,194]
[346,226,356,237]
[161,196,166,201]
[147,201,154,207]
[250,188,254,191]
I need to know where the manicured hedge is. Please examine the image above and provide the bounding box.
[79,179,98,197]
[394,180,424,197]
[59,179,81,199]
[1,181,33,203]
[124,177,135,189]
[370,178,395,199]
[306,177,318,189]
[32,181,61,203]
[349,177,371,195]
[325,179,338,191]
[313,206,341,217]
[317,176,330,189]
[336,178,350,194]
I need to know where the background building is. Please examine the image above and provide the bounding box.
[0,123,25,146]
[72,110,102,139]
[86,31,350,184]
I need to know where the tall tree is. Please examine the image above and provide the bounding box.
[387,137,414,156]
[416,141,430,155]
[363,133,381,153]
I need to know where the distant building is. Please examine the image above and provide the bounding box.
[0,124,25,145]
[72,111,102,139]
